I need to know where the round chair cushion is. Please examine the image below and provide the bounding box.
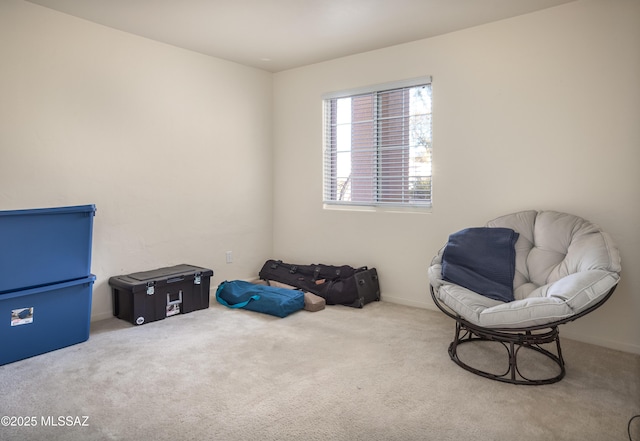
[428,210,621,329]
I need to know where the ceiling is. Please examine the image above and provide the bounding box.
[26,0,575,72]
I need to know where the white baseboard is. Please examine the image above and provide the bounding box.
[380,294,437,311]
[560,330,640,355]
[91,311,114,322]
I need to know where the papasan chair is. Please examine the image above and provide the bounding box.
[428,210,621,385]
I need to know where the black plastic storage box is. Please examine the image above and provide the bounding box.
[109,264,213,325]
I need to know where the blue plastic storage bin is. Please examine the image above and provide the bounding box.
[0,275,95,365]
[0,204,95,293]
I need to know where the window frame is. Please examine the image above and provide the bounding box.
[322,76,433,211]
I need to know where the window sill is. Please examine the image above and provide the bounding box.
[322,203,432,215]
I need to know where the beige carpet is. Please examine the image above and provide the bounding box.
[1,301,638,441]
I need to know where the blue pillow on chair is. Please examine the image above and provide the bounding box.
[441,227,519,302]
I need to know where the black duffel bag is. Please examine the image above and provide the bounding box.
[258,259,380,308]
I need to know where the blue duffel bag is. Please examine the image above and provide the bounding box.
[215,280,304,318]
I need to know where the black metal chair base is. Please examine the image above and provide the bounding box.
[448,319,565,385]
[430,285,617,385]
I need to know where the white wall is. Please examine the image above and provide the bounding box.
[273,0,640,354]
[1,0,637,355]
[0,0,274,320]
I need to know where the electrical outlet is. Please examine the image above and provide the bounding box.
[226,251,233,264]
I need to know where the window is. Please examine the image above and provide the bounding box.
[323,77,432,208]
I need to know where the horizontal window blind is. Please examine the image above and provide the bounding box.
[323,77,432,208]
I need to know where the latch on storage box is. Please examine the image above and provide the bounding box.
[166,290,183,317]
